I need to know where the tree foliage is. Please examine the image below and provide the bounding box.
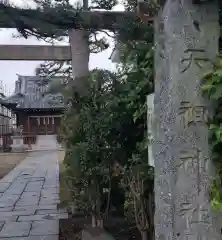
[58,27,154,239]
[61,69,123,223]
[201,55,222,211]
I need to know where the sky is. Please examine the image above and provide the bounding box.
[0,0,124,95]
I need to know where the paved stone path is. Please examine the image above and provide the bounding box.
[31,135,61,151]
[0,150,68,240]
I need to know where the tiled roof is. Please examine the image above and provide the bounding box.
[4,75,65,109]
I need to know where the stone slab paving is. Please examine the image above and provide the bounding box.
[0,149,68,240]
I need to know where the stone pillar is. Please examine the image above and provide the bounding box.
[11,136,26,152]
[153,1,220,239]
[68,29,89,94]
[69,29,89,79]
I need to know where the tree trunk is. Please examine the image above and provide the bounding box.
[92,214,97,228]
[97,217,104,228]
[140,230,148,240]
[70,202,76,214]
[147,193,154,240]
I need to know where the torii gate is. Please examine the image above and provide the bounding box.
[0,2,153,66]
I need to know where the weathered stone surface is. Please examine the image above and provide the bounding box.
[29,177,45,182]
[44,178,59,185]
[39,193,60,205]
[42,185,58,189]
[36,209,66,215]
[39,199,60,205]
[154,1,220,239]
[4,180,29,195]
[24,181,44,192]
[0,210,35,217]
[0,216,18,222]
[16,176,31,180]
[0,235,58,240]
[0,143,67,239]
[19,169,35,176]
[0,183,11,193]
[4,188,25,195]
[0,207,13,212]
[18,213,68,221]
[0,222,31,237]
[30,221,59,235]
[41,189,59,195]
[16,199,40,206]
[0,223,4,231]
[20,192,41,199]
[11,136,26,153]
[40,192,59,199]
[16,192,40,206]
[14,204,58,211]
[0,194,21,207]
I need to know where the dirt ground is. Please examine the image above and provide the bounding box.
[0,152,28,179]
[59,217,82,240]
[59,215,140,240]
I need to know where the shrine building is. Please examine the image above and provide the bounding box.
[0,91,14,135]
[0,75,65,136]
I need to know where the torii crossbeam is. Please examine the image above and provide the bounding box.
[0,45,71,60]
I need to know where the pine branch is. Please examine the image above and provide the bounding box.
[0,3,136,31]
[0,2,154,41]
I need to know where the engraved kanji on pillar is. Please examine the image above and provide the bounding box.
[180,48,209,73]
[179,101,208,128]
[153,1,220,239]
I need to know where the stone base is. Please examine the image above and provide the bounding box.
[11,147,25,153]
[11,145,28,153]
[11,136,28,153]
